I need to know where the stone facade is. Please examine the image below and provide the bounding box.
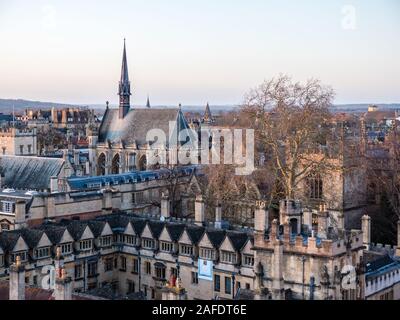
[0,128,37,156]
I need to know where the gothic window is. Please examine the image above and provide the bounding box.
[111,154,120,174]
[28,145,32,154]
[97,153,106,176]
[307,173,323,200]
[19,145,24,154]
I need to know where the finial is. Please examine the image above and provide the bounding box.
[61,268,66,280]
[106,101,109,109]
[15,255,21,267]
[56,247,61,259]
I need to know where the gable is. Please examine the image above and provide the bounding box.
[158,227,172,242]
[80,226,94,240]
[101,222,113,236]
[219,235,235,252]
[59,230,74,244]
[141,224,153,239]
[124,222,136,236]
[198,232,214,249]
[178,229,192,245]
[37,233,52,248]
[12,236,29,252]
[241,238,253,255]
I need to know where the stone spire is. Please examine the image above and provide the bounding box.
[203,102,212,124]
[146,95,151,108]
[119,39,131,119]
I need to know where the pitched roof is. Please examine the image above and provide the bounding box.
[0,231,23,251]
[166,224,185,242]
[63,221,90,240]
[0,156,64,190]
[147,221,165,239]
[185,226,205,244]
[98,108,191,146]
[35,225,67,244]
[226,231,251,251]
[206,229,226,248]
[20,229,48,248]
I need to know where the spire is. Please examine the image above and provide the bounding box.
[146,95,151,108]
[203,102,212,124]
[119,38,131,119]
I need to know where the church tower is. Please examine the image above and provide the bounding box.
[119,39,131,119]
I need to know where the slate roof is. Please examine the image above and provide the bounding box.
[87,221,106,237]
[166,224,185,242]
[0,231,24,251]
[20,229,47,248]
[206,230,226,248]
[185,226,205,244]
[98,108,191,146]
[35,225,67,244]
[226,231,252,251]
[63,221,90,240]
[147,221,165,239]
[0,156,64,190]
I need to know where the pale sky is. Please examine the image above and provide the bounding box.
[0,0,399,106]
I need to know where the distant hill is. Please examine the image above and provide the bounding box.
[0,99,84,113]
[1,98,399,115]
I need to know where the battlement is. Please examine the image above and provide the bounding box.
[0,127,37,136]
[255,228,364,257]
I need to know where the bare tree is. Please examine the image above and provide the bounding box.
[241,75,335,200]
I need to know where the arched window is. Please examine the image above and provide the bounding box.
[111,154,120,174]
[306,173,323,200]
[97,153,106,176]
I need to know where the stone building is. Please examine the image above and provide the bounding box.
[88,41,195,176]
[0,127,37,156]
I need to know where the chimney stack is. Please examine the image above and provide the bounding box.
[161,192,170,219]
[14,200,27,230]
[361,215,371,250]
[215,202,222,229]
[255,204,268,233]
[102,189,113,215]
[9,256,25,300]
[195,195,205,226]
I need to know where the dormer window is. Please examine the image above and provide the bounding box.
[99,236,113,247]
[243,254,255,267]
[160,241,174,253]
[220,251,237,264]
[60,243,72,255]
[200,247,216,261]
[79,239,93,251]
[11,251,28,263]
[124,235,136,246]
[180,244,194,256]
[142,238,155,250]
[34,247,51,259]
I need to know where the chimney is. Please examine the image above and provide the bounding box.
[215,202,222,229]
[161,193,170,219]
[317,204,329,239]
[195,195,205,226]
[14,200,27,230]
[361,215,371,250]
[254,204,268,233]
[73,150,80,166]
[50,176,59,193]
[102,189,113,215]
[53,248,72,300]
[9,256,25,300]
